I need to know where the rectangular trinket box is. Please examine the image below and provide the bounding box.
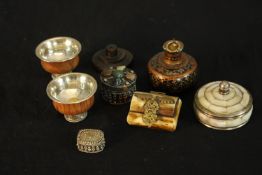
[127,91,182,132]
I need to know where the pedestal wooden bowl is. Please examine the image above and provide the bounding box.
[46,72,97,123]
[35,37,81,78]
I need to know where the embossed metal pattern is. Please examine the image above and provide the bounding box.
[127,91,182,132]
[133,91,179,120]
[142,97,160,125]
[100,66,136,104]
[149,53,196,76]
[147,39,198,93]
[149,69,197,93]
[77,129,105,153]
[101,84,136,104]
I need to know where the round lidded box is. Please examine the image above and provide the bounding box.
[100,66,137,104]
[194,80,253,130]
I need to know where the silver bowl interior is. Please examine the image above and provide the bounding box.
[46,73,97,104]
[35,37,81,62]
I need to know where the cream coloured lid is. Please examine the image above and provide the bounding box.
[194,81,253,118]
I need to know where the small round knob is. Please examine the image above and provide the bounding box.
[219,81,230,95]
[163,39,184,53]
[106,44,118,57]
[112,66,126,86]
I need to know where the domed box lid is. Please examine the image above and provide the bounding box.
[100,66,137,89]
[194,81,253,119]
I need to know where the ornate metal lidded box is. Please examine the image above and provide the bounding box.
[100,66,137,104]
[77,129,105,153]
[127,91,182,132]
[194,81,253,130]
[92,44,133,71]
[148,39,198,93]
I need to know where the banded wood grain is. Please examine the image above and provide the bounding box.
[52,96,94,115]
[41,56,79,74]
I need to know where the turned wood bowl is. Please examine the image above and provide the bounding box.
[35,37,81,78]
[46,72,97,123]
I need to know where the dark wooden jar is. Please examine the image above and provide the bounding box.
[92,44,133,72]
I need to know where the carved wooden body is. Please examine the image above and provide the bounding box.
[52,96,94,115]
[41,56,79,74]
[127,91,182,132]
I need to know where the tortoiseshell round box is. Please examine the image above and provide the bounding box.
[100,66,137,105]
